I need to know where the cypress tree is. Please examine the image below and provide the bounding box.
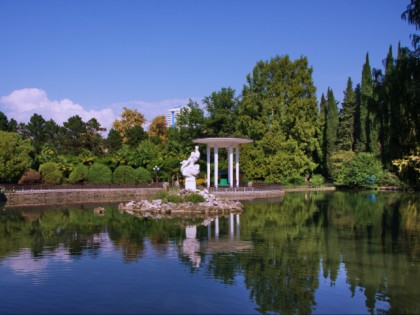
[337,78,356,151]
[323,88,339,177]
[355,53,372,152]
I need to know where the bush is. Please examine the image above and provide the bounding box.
[184,192,205,204]
[288,175,305,186]
[88,163,113,184]
[68,164,89,184]
[135,167,152,184]
[342,153,384,188]
[39,162,63,184]
[113,165,137,184]
[18,169,42,184]
[310,174,325,187]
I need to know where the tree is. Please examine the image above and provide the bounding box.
[126,125,147,148]
[0,131,34,183]
[0,111,9,131]
[62,115,87,155]
[337,78,356,151]
[323,88,339,177]
[106,128,123,153]
[401,0,420,53]
[26,113,48,154]
[203,87,239,137]
[85,118,106,155]
[170,100,206,154]
[112,107,146,143]
[355,53,372,152]
[148,115,168,142]
[237,55,319,182]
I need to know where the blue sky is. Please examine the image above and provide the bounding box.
[0,0,414,132]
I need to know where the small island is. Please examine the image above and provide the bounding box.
[118,188,244,218]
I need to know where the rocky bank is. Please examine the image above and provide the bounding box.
[118,189,244,217]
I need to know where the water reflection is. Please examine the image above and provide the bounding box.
[180,215,253,269]
[0,192,419,314]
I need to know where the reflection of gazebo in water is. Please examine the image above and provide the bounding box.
[193,137,253,188]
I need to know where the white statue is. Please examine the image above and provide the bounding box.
[181,146,200,190]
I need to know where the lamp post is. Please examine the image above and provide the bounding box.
[153,165,160,184]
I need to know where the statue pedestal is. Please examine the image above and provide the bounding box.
[185,177,197,191]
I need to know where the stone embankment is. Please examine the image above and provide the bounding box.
[118,189,244,218]
[3,188,161,207]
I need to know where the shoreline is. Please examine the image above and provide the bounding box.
[0,185,334,207]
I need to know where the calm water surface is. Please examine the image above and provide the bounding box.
[0,191,419,314]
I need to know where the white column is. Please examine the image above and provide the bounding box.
[214,147,219,188]
[207,146,211,188]
[228,146,234,187]
[235,146,240,187]
[215,216,219,238]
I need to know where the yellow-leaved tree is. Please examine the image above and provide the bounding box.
[112,107,146,143]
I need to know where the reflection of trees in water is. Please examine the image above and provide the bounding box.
[1,192,420,314]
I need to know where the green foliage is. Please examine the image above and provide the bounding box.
[330,150,355,185]
[310,174,325,186]
[88,163,113,184]
[337,78,356,151]
[393,154,420,189]
[106,128,123,153]
[78,149,96,165]
[0,131,35,183]
[184,192,205,204]
[341,153,385,187]
[241,128,317,183]
[68,164,89,184]
[39,162,63,184]
[135,167,152,184]
[323,88,339,177]
[237,55,319,183]
[153,189,204,204]
[113,165,137,184]
[203,87,239,137]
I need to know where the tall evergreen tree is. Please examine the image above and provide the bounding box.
[337,78,356,151]
[323,88,339,177]
[237,55,319,182]
[355,53,372,152]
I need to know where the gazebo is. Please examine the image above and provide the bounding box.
[193,137,253,188]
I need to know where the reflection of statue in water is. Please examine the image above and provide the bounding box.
[180,146,200,190]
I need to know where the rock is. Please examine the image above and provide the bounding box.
[93,207,106,216]
[119,190,244,217]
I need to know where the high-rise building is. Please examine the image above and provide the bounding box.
[166,107,182,128]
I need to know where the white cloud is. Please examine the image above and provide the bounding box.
[0,88,203,133]
[0,88,117,133]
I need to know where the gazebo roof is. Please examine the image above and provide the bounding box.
[193,137,253,148]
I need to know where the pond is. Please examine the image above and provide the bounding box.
[0,191,419,314]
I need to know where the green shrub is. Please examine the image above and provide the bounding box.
[184,192,205,204]
[113,165,137,184]
[68,164,89,184]
[39,162,63,184]
[310,174,325,187]
[343,153,384,188]
[88,163,113,184]
[288,175,305,186]
[166,194,183,203]
[135,167,152,184]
